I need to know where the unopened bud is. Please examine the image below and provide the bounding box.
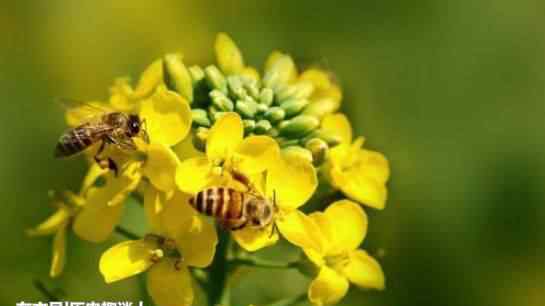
[204,65,227,93]
[264,107,286,123]
[188,66,205,84]
[279,115,319,138]
[254,119,272,134]
[280,98,310,117]
[305,138,329,166]
[210,89,234,111]
[243,119,256,134]
[235,97,259,118]
[191,109,211,127]
[193,128,209,152]
[163,54,193,102]
[259,88,274,106]
[227,75,248,100]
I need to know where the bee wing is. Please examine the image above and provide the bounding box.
[58,98,115,127]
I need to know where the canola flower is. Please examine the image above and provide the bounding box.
[28,33,391,306]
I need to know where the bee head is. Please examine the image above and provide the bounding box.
[127,115,150,143]
[127,115,141,136]
[247,198,275,228]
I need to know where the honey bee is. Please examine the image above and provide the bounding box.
[54,101,149,175]
[189,171,277,234]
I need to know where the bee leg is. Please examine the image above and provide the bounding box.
[107,158,119,177]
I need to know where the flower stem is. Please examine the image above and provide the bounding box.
[114,225,141,240]
[266,293,307,306]
[207,231,231,306]
[230,256,299,270]
[32,279,59,302]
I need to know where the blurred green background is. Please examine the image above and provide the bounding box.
[2,1,545,305]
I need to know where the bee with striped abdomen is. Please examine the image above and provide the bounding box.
[189,171,277,233]
[54,101,149,175]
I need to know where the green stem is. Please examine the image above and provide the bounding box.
[114,225,141,240]
[33,279,58,302]
[207,231,231,306]
[230,257,299,270]
[266,293,307,306]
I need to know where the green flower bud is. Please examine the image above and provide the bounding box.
[259,88,274,106]
[254,119,272,134]
[280,98,310,117]
[267,127,279,137]
[303,97,340,118]
[256,103,268,114]
[264,107,286,123]
[305,138,329,166]
[227,75,248,100]
[210,89,234,111]
[311,129,342,146]
[235,98,258,118]
[263,55,295,89]
[277,137,301,147]
[241,76,260,99]
[193,127,209,152]
[163,53,193,102]
[282,146,313,164]
[205,65,227,93]
[188,65,205,84]
[279,115,320,138]
[212,111,227,122]
[275,84,297,102]
[191,109,211,127]
[243,119,256,134]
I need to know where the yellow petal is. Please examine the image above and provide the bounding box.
[240,66,260,81]
[73,167,141,242]
[206,112,243,162]
[264,52,297,87]
[143,185,166,233]
[276,210,325,253]
[234,136,280,175]
[142,143,180,192]
[99,239,157,283]
[173,132,205,161]
[139,87,192,147]
[80,163,108,195]
[232,225,279,252]
[267,154,317,210]
[27,207,70,237]
[336,168,387,210]
[321,113,352,145]
[341,249,385,290]
[176,157,214,194]
[308,266,349,306]
[147,259,194,306]
[158,192,194,237]
[356,149,390,184]
[175,213,218,268]
[134,58,163,98]
[50,224,67,278]
[316,200,368,255]
[215,33,245,75]
[300,69,332,91]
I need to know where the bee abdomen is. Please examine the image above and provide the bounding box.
[190,187,243,220]
[54,127,94,158]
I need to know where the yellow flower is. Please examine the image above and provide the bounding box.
[26,165,105,277]
[176,112,280,195]
[100,189,217,306]
[296,200,385,306]
[175,112,319,251]
[68,74,192,242]
[321,113,390,209]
